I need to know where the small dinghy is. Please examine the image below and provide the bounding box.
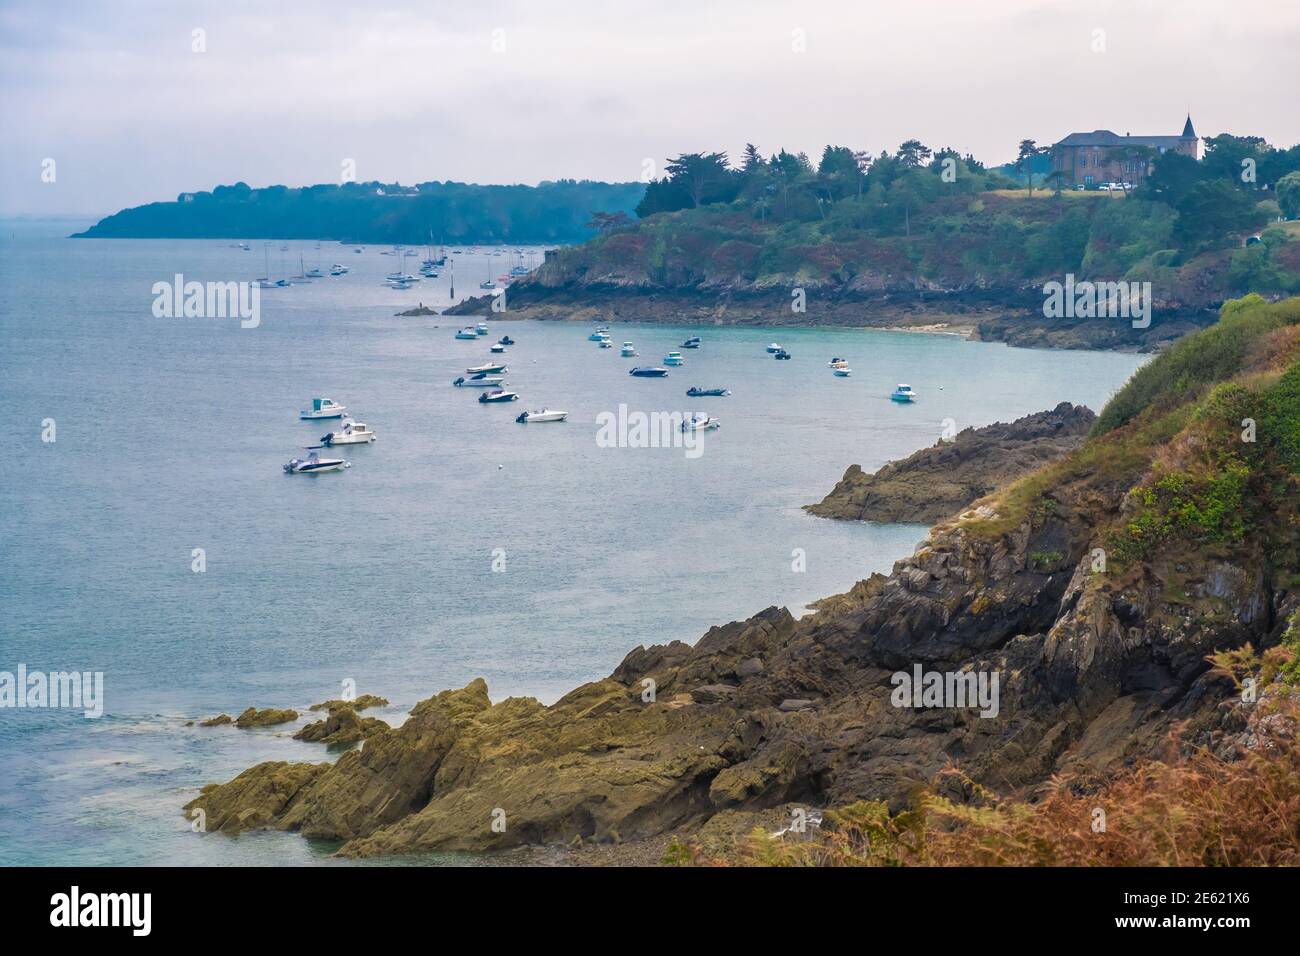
[629,366,669,377]
[467,362,507,375]
[478,389,519,403]
[515,409,568,423]
[453,374,504,387]
[490,343,507,353]
[773,348,792,360]
[299,398,347,420]
[284,452,350,474]
[833,368,852,377]
[319,421,376,446]
[681,413,720,432]
[498,336,515,346]
[687,386,730,397]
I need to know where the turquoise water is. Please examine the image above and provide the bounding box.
[0,224,1147,864]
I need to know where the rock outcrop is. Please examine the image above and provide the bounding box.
[199,714,232,727]
[234,707,298,728]
[805,403,1095,523]
[294,705,389,746]
[308,694,389,712]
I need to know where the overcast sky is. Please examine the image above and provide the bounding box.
[3,0,1298,217]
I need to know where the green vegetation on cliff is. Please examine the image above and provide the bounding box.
[532,135,1300,308]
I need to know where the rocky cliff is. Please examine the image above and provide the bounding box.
[805,403,1096,523]
[187,296,1300,859]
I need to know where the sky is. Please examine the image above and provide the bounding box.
[2,0,1298,218]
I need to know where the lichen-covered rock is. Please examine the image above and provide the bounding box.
[308,694,389,712]
[199,714,232,727]
[234,707,298,728]
[293,705,389,746]
[184,761,328,833]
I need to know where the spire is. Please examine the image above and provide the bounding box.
[1182,114,1196,139]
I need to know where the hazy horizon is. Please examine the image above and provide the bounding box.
[3,0,1299,218]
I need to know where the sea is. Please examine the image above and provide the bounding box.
[0,219,1148,865]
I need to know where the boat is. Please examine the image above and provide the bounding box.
[766,343,782,353]
[299,398,347,420]
[664,351,684,366]
[588,328,611,341]
[680,413,720,432]
[598,337,613,348]
[629,367,669,377]
[828,357,850,369]
[455,328,479,340]
[329,264,349,276]
[498,336,515,346]
[453,374,504,387]
[320,421,376,446]
[490,343,507,353]
[773,348,792,360]
[620,342,637,356]
[305,267,324,278]
[833,367,852,377]
[478,389,519,404]
[515,409,568,423]
[284,452,350,474]
[466,362,507,375]
[475,323,489,336]
[891,384,916,403]
[686,386,730,397]
[681,336,701,349]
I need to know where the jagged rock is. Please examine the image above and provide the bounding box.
[199,714,232,727]
[294,705,389,745]
[778,699,815,712]
[234,707,298,728]
[308,694,389,712]
[185,761,329,833]
[806,403,1095,524]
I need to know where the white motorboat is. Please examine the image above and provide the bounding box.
[588,327,611,341]
[319,420,376,446]
[490,343,507,353]
[833,367,852,377]
[891,384,916,403]
[828,357,850,369]
[515,409,568,423]
[475,323,489,335]
[478,389,519,404]
[329,264,349,276]
[453,374,504,387]
[598,337,613,348]
[299,398,346,420]
[621,342,637,356]
[284,452,350,474]
[766,343,782,353]
[681,413,720,432]
[664,351,684,366]
[467,362,507,375]
[455,328,479,340]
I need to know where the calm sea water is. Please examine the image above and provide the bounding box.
[0,221,1147,865]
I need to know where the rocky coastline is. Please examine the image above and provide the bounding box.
[445,282,1217,352]
[805,403,1096,524]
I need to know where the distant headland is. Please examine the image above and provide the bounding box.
[72,179,647,244]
